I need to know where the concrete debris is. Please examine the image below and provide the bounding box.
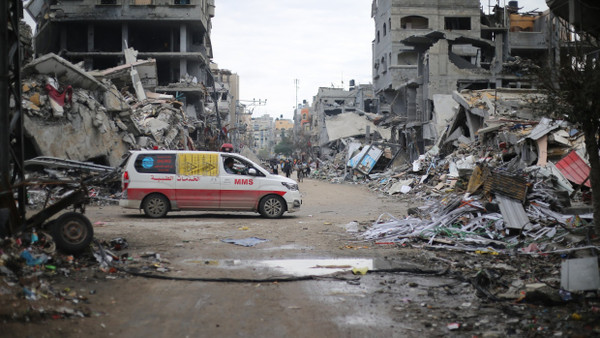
[22,53,105,91]
[324,111,391,145]
[20,53,230,166]
[561,257,600,292]
[310,89,595,261]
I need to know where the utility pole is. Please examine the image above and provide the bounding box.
[293,78,299,141]
[294,78,299,111]
[237,98,266,152]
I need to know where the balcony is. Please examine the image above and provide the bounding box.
[47,0,208,22]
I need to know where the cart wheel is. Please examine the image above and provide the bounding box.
[51,212,94,254]
[259,195,286,219]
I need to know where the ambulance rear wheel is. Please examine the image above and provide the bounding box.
[259,195,286,218]
[143,194,169,218]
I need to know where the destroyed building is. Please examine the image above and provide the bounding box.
[371,0,562,160]
[18,0,243,163]
[28,0,215,85]
[299,84,386,160]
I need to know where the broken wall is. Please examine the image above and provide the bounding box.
[22,81,129,166]
[427,40,492,97]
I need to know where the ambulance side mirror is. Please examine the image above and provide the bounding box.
[247,168,257,176]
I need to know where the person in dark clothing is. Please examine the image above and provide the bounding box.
[224,157,238,174]
[283,160,292,178]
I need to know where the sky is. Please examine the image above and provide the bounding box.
[210,0,549,120]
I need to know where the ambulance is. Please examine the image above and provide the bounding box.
[119,150,302,218]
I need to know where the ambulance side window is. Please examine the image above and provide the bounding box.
[134,153,176,174]
[238,159,266,177]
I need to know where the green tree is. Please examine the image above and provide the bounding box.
[257,148,270,160]
[537,28,600,232]
[274,136,293,156]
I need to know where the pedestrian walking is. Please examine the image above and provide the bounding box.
[296,163,303,182]
[283,160,292,178]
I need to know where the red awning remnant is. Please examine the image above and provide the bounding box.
[555,151,591,187]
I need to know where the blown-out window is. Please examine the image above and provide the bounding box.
[401,16,428,29]
[398,51,418,65]
[445,17,471,30]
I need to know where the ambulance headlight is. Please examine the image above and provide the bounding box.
[281,182,298,191]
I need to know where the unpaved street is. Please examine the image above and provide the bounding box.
[3,179,597,337]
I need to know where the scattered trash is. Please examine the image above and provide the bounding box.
[221,237,269,247]
[447,323,460,331]
[351,267,368,275]
[20,249,49,266]
[342,221,359,233]
[109,237,129,251]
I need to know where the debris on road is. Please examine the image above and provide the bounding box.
[221,237,269,247]
[307,88,599,332]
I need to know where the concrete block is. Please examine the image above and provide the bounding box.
[561,257,600,291]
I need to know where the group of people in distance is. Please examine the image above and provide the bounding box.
[271,158,312,182]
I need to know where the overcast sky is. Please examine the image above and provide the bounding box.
[211,0,549,120]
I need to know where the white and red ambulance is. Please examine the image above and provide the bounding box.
[119,150,302,218]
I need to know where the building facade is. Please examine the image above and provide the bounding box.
[29,0,215,86]
[251,114,275,154]
[371,0,559,158]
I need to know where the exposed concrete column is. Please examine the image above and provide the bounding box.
[494,33,504,88]
[87,24,94,52]
[170,28,175,52]
[60,26,67,51]
[121,23,129,50]
[180,24,188,77]
[85,24,94,70]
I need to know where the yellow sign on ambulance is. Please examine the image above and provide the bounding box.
[178,153,219,176]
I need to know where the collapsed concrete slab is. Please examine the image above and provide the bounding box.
[90,57,157,92]
[323,112,391,145]
[22,78,129,166]
[22,53,105,91]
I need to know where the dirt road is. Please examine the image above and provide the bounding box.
[3,179,596,337]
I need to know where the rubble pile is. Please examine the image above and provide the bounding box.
[123,91,193,150]
[19,53,223,167]
[311,89,595,256]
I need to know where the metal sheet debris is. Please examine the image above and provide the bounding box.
[555,150,591,188]
[497,195,532,230]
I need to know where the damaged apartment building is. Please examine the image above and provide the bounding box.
[371,0,562,161]
[297,82,390,160]
[30,0,215,85]
[21,0,237,164]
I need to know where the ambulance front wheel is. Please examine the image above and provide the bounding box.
[259,195,286,218]
[143,193,170,218]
